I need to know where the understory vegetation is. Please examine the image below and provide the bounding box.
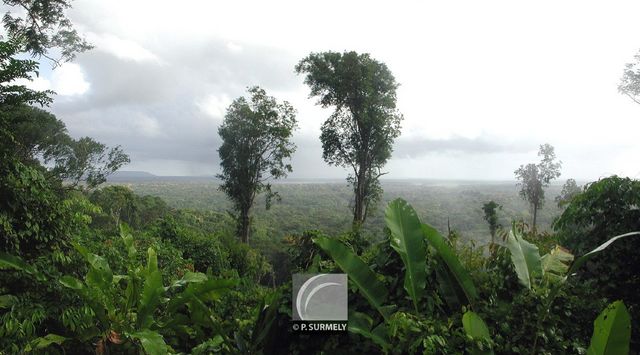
[1,179,638,354]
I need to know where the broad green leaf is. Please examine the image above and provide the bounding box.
[422,224,478,304]
[371,324,389,349]
[0,252,30,271]
[504,227,542,290]
[71,242,90,259]
[168,278,238,313]
[463,311,491,338]
[124,270,139,314]
[169,272,208,289]
[0,294,17,309]
[188,278,237,301]
[434,262,463,309]
[181,293,215,326]
[192,335,225,354]
[120,224,137,259]
[587,301,631,355]
[137,248,164,329]
[308,253,322,273]
[146,247,158,274]
[385,199,428,312]
[85,253,113,289]
[66,246,113,323]
[24,334,66,352]
[569,232,640,275]
[0,252,43,280]
[313,236,389,319]
[348,311,390,350]
[462,311,494,355]
[541,246,574,283]
[59,276,84,290]
[113,275,129,284]
[130,330,168,355]
[250,289,282,352]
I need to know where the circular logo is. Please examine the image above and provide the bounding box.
[295,274,346,320]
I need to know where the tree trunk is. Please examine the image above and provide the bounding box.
[532,202,538,232]
[490,229,496,257]
[353,169,366,227]
[239,207,251,243]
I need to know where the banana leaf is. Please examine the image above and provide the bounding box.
[385,198,428,312]
[587,301,631,355]
[313,236,389,319]
[422,224,478,305]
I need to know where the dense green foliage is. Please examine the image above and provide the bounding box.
[2,169,639,353]
[115,179,566,245]
[0,183,278,353]
[555,176,640,350]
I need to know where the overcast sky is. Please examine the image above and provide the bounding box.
[26,0,640,180]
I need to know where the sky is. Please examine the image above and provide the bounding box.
[20,0,640,180]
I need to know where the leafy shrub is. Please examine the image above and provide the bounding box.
[54,230,236,353]
[0,161,72,256]
[555,175,640,349]
[76,225,190,283]
[221,233,273,282]
[89,185,169,231]
[153,216,229,274]
[0,162,93,353]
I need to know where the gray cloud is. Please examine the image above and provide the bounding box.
[40,1,640,181]
[50,31,301,175]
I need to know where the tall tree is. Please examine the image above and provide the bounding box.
[217,86,297,243]
[3,105,130,188]
[58,137,130,188]
[296,51,403,226]
[482,200,502,248]
[1,0,92,154]
[619,50,640,105]
[514,143,562,230]
[0,1,96,351]
[555,178,581,208]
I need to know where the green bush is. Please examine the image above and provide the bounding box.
[555,175,640,349]
[153,216,229,274]
[89,186,170,231]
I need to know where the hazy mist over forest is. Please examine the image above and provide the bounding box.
[17,0,640,180]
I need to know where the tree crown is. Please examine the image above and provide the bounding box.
[2,0,93,65]
[217,86,297,212]
[619,50,640,105]
[295,51,402,170]
[514,143,562,208]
